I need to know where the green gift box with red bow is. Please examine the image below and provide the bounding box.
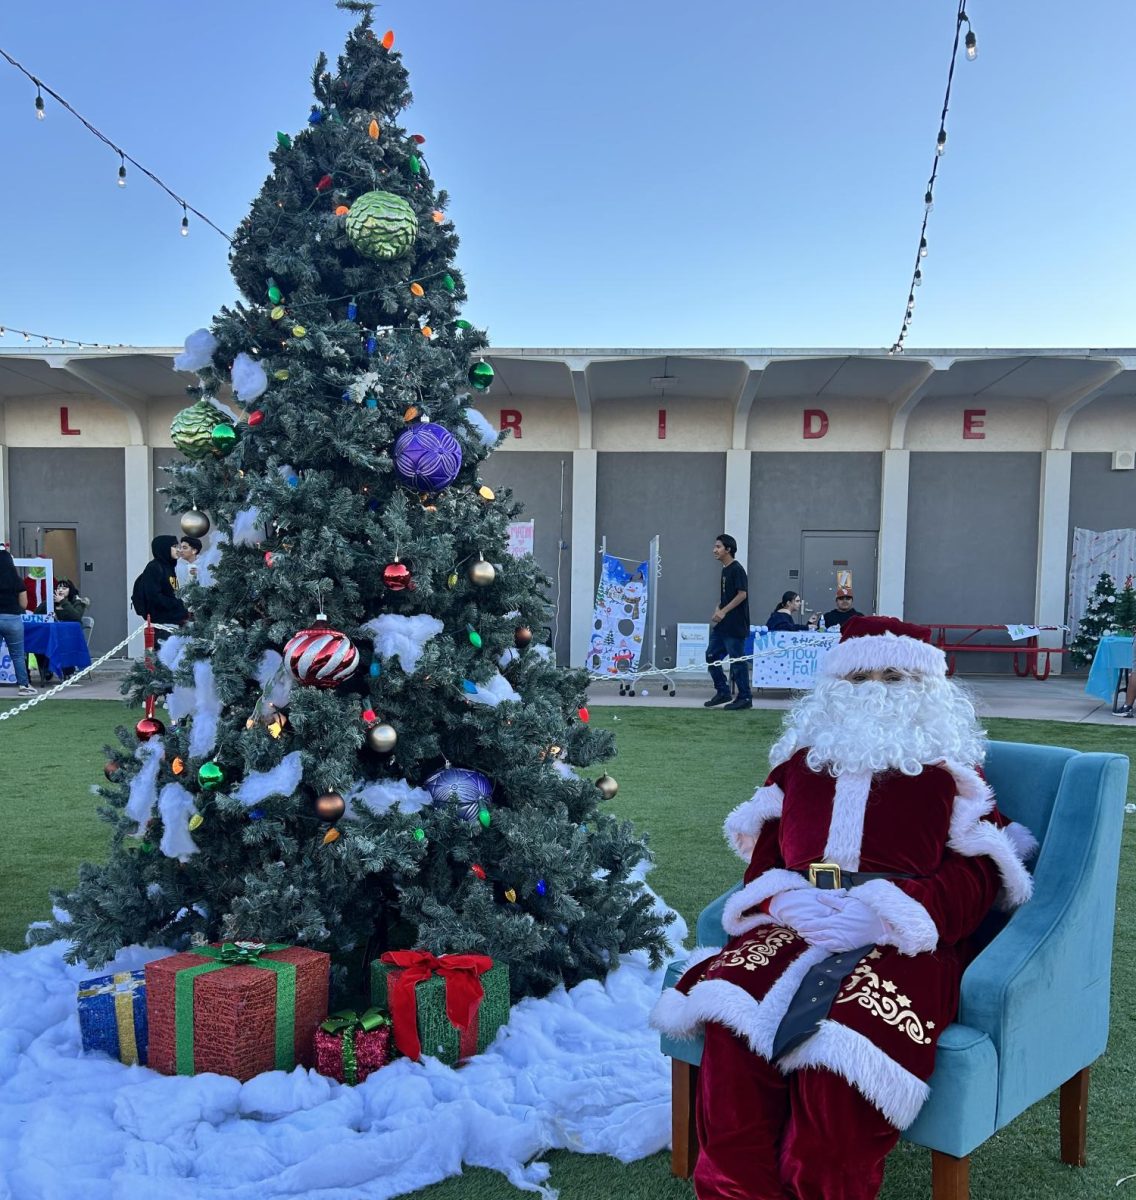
[146,941,329,1081]
[370,951,510,1065]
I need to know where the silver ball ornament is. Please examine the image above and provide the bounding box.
[469,558,496,587]
[366,722,398,753]
[180,509,211,538]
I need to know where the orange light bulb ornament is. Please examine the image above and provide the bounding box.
[381,30,395,49]
[334,204,349,216]
[409,282,424,297]
[368,119,380,139]
[431,210,445,224]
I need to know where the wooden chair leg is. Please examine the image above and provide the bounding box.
[1059,1066,1090,1167]
[670,1058,700,1178]
[931,1150,969,1200]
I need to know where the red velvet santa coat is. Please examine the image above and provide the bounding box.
[651,748,1037,1130]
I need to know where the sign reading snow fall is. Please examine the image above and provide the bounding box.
[751,628,841,689]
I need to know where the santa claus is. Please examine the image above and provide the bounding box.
[651,616,1037,1200]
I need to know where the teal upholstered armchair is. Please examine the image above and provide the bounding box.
[659,741,1129,1200]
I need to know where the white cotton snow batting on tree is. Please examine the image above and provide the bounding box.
[167,683,196,721]
[256,649,294,707]
[467,673,521,707]
[497,647,519,669]
[193,543,221,587]
[173,328,219,373]
[234,751,303,807]
[158,635,189,671]
[231,352,268,402]
[532,644,553,661]
[345,777,432,817]
[125,740,165,834]
[363,614,444,673]
[187,661,222,760]
[464,406,499,448]
[158,783,200,862]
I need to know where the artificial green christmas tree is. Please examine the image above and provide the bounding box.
[1112,575,1136,633]
[40,2,671,998]
[1068,571,1117,666]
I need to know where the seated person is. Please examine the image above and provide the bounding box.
[821,587,863,631]
[33,578,88,683]
[766,590,819,632]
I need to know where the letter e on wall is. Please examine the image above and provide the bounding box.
[963,409,986,440]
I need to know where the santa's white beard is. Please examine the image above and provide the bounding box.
[769,675,986,777]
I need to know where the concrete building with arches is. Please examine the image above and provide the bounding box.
[1,346,1133,671]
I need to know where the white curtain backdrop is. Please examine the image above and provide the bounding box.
[1067,527,1136,640]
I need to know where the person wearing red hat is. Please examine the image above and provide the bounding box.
[820,587,862,631]
[652,616,1038,1200]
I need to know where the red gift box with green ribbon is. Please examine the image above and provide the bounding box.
[314,1008,392,1084]
[370,950,510,1065]
[145,941,329,1081]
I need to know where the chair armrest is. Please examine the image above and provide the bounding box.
[957,753,1127,1120]
[696,882,743,946]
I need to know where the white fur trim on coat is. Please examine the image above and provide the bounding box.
[777,1019,931,1129]
[819,632,946,680]
[723,784,784,860]
[649,943,831,1052]
[848,879,939,955]
[722,868,814,937]
[822,770,873,870]
[940,761,1035,906]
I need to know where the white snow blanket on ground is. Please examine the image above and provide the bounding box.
[0,915,685,1199]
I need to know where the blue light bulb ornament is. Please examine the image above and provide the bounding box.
[347,301,358,321]
[342,390,352,403]
[365,397,378,410]
[308,108,323,125]
[249,808,266,821]
[462,680,478,694]
[535,879,547,896]
[369,661,381,678]
[286,474,300,488]
[366,335,377,355]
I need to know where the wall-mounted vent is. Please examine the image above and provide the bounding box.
[1111,450,1135,471]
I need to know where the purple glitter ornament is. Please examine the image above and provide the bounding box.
[392,422,463,492]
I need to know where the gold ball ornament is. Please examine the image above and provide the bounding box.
[180,509,211,538]
[314,792,346,823]
[595,773,619,800]
[469,557,496,587]
[514,626,533,649]
[366,722,398,754]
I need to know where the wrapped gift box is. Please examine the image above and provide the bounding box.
[145,942,329,1081]
[77,969,148,1065]
[314,1009,392,1084]
[370,951,509,1065]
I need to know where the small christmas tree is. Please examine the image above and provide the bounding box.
[1112,575,1136,633]
[36,2,672,998]
[1069,571,1117,665]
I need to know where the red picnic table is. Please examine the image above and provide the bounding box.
[926,624,1065,680]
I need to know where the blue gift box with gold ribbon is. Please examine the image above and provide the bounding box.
[77,969,148,1065]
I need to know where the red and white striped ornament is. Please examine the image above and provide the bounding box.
[283,615,359,688]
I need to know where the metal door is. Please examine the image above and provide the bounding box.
[800,531,878,622]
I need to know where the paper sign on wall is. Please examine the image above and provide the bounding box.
[506,520,535,559]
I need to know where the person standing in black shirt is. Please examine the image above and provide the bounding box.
[705,534,752,711]
[0,546,37,697]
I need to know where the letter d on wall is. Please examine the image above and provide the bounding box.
[803,409,829,439]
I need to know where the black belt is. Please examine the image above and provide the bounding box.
[795,862,916,890]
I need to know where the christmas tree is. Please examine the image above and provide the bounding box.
[1112,575,1136,633]
[38,2,672,998]
[1069,571,1117,666]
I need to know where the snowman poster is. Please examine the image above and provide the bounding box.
[589,554,650,674]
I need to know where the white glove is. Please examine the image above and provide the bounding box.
[790,892,888,953]
[768,888,842,933]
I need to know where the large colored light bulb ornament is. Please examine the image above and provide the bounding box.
[283,615,360,688]
[468,360,494,392]
[267,283,283,303]
[578,706,590,722]
[382,559,412,591]
[413,827,426,842]
[443,274,455,293]
[409,282,425,297]
[198,762,225,790]
[308,108,323,125]
[316,174,333,193]
[408,155,421,175]
[469,556,495,587]
[425,767,493,821]
[478,807,491,829]
[504,888,517,903]
[535,880,548,897]
[381,29,395,49]
[368,119,380,140]
[188,814,204,832]
[347,301,358,321]
[180,508,210,538]
[392,422,462,491]
[248,411,264,427]
[276,132,291,149]
[345,191,418,262]
[467,626,482,649]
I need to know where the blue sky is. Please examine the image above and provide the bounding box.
[1,0,1132,351]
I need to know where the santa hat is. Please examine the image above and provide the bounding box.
[819,615,946,679]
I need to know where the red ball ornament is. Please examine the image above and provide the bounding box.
[383,560,412,591]
[264,551,275,567]
[283,615,360,688]
[135,716,166,741]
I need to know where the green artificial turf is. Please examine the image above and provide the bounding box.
[0,698,1132,1198]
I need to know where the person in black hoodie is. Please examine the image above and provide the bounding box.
[131,535,189,629]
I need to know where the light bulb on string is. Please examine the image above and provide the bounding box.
[180,206,189,237]
[936,128,947,156]
[117,156,127,188]
[914,269,923,287]
[919,238,928,258]
[34,89,45,120]
[965,30,977,60]
[924,189,934,213]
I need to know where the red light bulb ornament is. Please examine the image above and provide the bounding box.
[316,174,334,193]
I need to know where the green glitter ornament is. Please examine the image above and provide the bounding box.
[345,190,418,262]
[170,399,232,460]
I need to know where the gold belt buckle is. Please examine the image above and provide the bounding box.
[808,861,842,890]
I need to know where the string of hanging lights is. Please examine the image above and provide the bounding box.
[0,47,232,243]
[889,3,977,355]
[0,323,126,349]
